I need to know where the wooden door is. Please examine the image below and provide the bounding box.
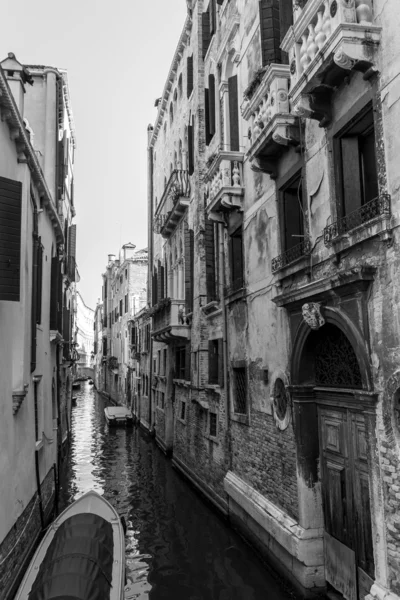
[319,407,374,600]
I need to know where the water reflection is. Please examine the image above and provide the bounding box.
[60,383,296,600]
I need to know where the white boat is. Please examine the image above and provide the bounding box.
[15,490,126,600]
[104,406,133,427]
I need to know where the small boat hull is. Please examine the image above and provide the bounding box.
[105,406,134,427]
[15,491,125,600]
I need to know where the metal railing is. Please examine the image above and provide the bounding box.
[324,195,391,245]
[155,169,190,216]
[271,238,311,273]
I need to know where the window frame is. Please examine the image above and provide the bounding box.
[231,360,249,423]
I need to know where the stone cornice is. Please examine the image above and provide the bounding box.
[0,66,64,245]
[150,15,192,148]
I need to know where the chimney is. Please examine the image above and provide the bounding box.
[108,254,116,264]
[0,53,33,116]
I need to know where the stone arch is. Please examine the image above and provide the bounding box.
[291,306,372,391]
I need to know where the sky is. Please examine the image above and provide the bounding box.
[1,0,187,309]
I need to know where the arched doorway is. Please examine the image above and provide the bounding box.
[292,315,375,600]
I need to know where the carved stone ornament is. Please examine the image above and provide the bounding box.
[302,302,325,330]
[334,48,357,71]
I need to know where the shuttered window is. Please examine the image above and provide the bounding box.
[233,364,247,414]
[187,55,194,98]
[188,119,194,175]
[50,255,62,331]
[184,225,194,314]
[119,299,123,317]
[209,0,217,36]
[36,240,43,325]
[202,10,211,60]
[205,218,217,302]
[259,0,292,66]
[0,176,22,301]
[68,224,77,282]
[205,75,216,146]
[228,76,239,152]
[125,293,128,313]
[229,227,244,291]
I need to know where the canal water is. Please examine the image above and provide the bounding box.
[59,382,297,600]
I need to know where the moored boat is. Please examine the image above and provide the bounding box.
[15,490,126,600]
[104,406,133,427]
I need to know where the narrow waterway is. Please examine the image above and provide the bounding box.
[59,382,298,600]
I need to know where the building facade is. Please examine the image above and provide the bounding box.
[75,291,94,377]
[147,1,400,599]
[94,244,148,405]
[0,53,77,599]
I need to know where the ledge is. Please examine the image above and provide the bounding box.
[173,378,191,388]
[224,471,324,567]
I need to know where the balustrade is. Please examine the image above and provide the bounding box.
[282,0,380,121]
[153,169,190,238]
[205,150,244,213]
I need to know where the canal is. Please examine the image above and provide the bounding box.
[60,382,298,600]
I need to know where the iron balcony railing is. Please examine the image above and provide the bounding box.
[324,195,391,245]
[271,238,311,273]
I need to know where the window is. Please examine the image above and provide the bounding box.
[154,358,157,373]
[120,275,123,285]
[125,269,127,278]
[180,400,186,421]
[188,116,195,175]
[279,172,304,254]
[34,381,41,442]
[232,364,247,414]
[208,339,223,386]
[259,0,293,66]
[125,293,128,313]
[175,346,186,380]
[229,227,244,291]
[205,217,218,301]
[119,299,123,317]
[170,103,174,125]
[158,350,161,374]
[334,105,379,228]
[178,73,183,97]
[160,392,165,410]
[209,412,217,437]
[228,75,239,152]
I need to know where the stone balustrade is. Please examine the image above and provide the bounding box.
[205,150,244,214]
[282,0,380,123]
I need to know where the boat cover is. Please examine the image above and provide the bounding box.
[28,513,114,600]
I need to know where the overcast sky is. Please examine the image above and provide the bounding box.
[1,0,187,309]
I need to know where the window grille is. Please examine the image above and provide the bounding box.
[233,366,247,414]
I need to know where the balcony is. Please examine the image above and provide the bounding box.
[281,0,381,126]
[324,194,391,245]
[151,298,191,343]
[205,148,244,217]
[153,170,190,239]
[272,238,311,274]
[241,65,300,173]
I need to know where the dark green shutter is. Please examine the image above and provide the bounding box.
[202,10,211,60]
[68,224,77,282]
[228,76,239,152]
[184,225,194,314]
[50,256,60,330]
[0,176,22,301]
[205,218,216,302]
[187,56,194,98]
[188,120,194,175]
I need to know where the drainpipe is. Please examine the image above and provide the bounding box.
[147,125,154,431]
[218,221,232,470]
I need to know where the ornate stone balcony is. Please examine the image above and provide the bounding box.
[151,298,191,343]
[282,0,381,126]
[205,148,244,216]
[153,170,190,239]
[241,65,300,176]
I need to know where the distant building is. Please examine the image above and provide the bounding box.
[0,53,78,599]
[75,291,94,377]
[94,244,148,405]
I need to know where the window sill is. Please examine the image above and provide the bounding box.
[202,300,221,317]
[204,432,219,444]
[205,384,222,395]
[224,286,246,306]
[173,379,191,388]
[231,412,249,425]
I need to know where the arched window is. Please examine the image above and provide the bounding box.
[170,103,174,125]
[178,73,183,97]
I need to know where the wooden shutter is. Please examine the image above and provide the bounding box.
[120,299,123,316]
[36,240,43,325]
[31,225,39,372]
[68,224,77,282]
[341,137,362,216]
[125,293,128,313]
[202,10,211,60]
[0,176,22,301]
[283,177,303,251]
[218,338,224,387]
[259,0,282,66]
[209,75,216,138]
[209,0,217,36]
[205,88,211,146]
[279,0,293,63]
[188,120,194,175]
[187,56,194,98]
[57,136,65,201]
[164,260,168,297]
[230,227,243,288]
[157,260,163,301]
[205,218,216,301]
[228,76,239,152]
[184,226,194,314]
[208,340,218,384]
[50,256,60,330]
[185,343,191,382]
